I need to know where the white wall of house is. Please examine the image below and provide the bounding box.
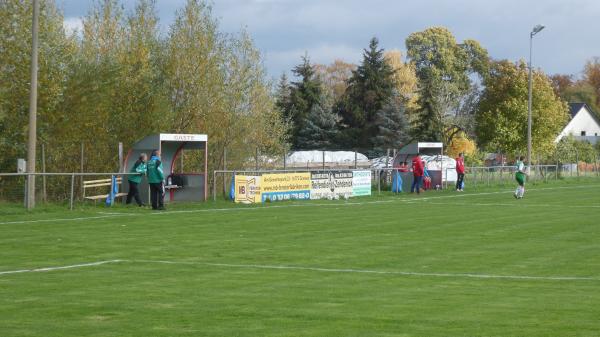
[555,106,600,142]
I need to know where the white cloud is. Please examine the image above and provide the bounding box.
[63,17,83,34]
[60,0,600,78]
[266,43,363,77]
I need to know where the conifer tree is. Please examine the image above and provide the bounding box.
[296,100,340,149]
[339,37,396,149]
[372,96,410,153]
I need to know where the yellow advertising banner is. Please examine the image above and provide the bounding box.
[260,172,311,202]
[234,175,261,204]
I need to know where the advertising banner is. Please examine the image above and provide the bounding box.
[234,175,261,204]
[352,170,371,196]
[261,173,311,202]
[310,172,333,200]
[310,171,353,199]
[333,171,353,197]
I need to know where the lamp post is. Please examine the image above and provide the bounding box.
[26,0,40,209]
[527,24,545,174]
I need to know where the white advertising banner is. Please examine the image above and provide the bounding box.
[310,171,353,199]
[352,170,371,196]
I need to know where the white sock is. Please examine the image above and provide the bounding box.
[520,187,525,197]
[515,187,520,195]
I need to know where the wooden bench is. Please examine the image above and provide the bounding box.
[83,177,128,204]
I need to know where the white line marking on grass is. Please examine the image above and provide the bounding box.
[2,184,598,225]
[424,202,600,209]
[0,260,122,276]
[2,258,599,282]
[131,259,600,282]
[0,214,135,225]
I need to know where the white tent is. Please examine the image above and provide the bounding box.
[285,151,370,168]
[422,155,457,182]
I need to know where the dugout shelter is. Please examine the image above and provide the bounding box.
[124,133,208,203]
[393,142,444,191]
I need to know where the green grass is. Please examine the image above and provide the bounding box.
[1,179,600,336]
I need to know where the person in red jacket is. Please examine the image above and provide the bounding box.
[411,154,424,194]
[455,152,465,191]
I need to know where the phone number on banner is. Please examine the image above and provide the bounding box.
[262,191,310,202]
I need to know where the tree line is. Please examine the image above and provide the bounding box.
[1,0,599,181]
[277,28,600,162]
[0,0,286,176]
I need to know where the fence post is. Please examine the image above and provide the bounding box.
[70,173,75,210]
[41,143,46,203]
[24,174,28,208]
[322,151,325,170]
[576,151,579,177]
[80,142,84,200]
[255,148,259,171]
[213,170,217,202]
[377,169,381,195]
[354,151,358,169]
[385,149,390,169]
[222,147,227,198]
[283,150,287,170]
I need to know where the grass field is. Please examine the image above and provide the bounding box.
[1,179,600,336]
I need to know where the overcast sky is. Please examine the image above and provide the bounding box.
[60,0,600,80]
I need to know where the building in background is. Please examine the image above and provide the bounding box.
[555,103,600,144]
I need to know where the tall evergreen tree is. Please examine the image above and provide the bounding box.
[296,100,340,149]
[340,37,396,149]
[411,81,446,142]
[287,55,323,148]
[275,73,292,125]
[372,96,410,153]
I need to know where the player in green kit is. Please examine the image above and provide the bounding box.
[514,156,527,199]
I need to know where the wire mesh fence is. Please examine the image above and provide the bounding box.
[0,173,139,210]
[211,164,598,202]
[2,155,600,209]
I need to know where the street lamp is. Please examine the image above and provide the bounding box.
[527,24,545,174]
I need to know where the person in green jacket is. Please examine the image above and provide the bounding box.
[147,149,165,210]
[126,153,147,206]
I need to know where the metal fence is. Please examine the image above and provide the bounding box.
[211,164,598,202]
[0,172,139,210]
[2,163,599,209]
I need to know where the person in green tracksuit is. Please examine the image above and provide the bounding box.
[147,149,165,210]
[126,153,147,206]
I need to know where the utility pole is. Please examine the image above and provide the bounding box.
[26,0,40,209]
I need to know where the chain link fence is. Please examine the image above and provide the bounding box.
[0,173,139,210]
[2,148,600,209]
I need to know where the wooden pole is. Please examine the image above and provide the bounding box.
[80,142,84,199]
[70,173,75,210]
[26,0,40,209]
[223,147,227,198]
[41,143,46,203]
[205,142,209,201]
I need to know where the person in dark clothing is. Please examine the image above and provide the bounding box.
[126,153,147,206]
[147,149,165,210]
